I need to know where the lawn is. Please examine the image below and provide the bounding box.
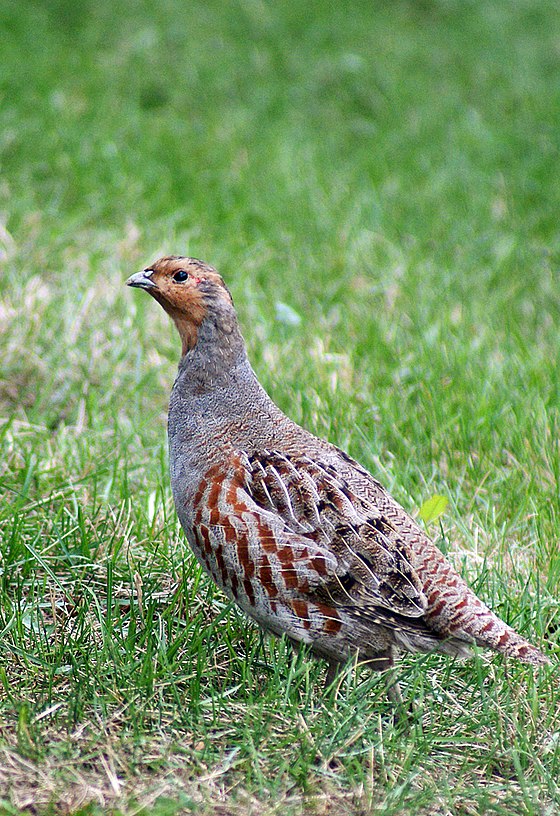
[0,0,559,813]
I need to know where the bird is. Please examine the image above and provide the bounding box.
[127,255,550,702]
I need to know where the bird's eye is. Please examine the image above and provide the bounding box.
[173,270,189,283]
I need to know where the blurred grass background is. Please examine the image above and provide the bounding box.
[0,1,559,814]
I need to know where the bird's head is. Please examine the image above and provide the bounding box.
[127,256,236,356]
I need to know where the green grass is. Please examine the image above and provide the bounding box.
[1,0,559,813]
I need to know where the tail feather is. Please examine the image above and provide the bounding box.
[447,603,550,666]
[417,546,550,666]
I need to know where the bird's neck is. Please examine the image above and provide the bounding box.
[173,316,252,395]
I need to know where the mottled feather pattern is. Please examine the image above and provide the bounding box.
[191,455,348,655]
[245,450,427,616]
[189,451,485,662]
[327,446,550,664]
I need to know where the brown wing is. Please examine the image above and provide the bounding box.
[244,450,428,617]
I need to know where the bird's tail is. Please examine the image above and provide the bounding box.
[418,547,550,666]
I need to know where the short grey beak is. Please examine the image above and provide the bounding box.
[126,270,157,289]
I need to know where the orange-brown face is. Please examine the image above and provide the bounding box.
[127,256,233,354]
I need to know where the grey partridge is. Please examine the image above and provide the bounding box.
[127,256,549,695]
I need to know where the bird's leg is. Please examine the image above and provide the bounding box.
[385,675,405,706]
[325,659,341,690]
[362,649,411,724]
[384,648,413,724]
[381,647,401,704]
[387,677,412,726]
